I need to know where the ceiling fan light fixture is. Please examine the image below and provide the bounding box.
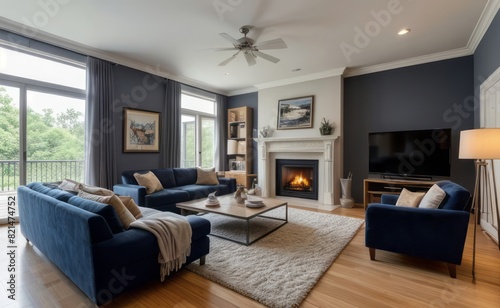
[398,28,411,35]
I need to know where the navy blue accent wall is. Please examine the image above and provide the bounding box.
[474,10,500,127]
[344,56,475,202]
[112,65,167,181]
[228,92,258,173]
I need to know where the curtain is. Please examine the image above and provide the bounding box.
[161,79,181,168]
[215,94,227,171]
[85,57,116,188]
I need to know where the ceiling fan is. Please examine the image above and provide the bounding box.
[217,26,287,66]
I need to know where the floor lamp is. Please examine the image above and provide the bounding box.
[459,128,500,282]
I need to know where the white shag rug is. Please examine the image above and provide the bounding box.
[185,207,364,308]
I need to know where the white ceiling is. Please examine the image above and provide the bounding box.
[0,0,499,95]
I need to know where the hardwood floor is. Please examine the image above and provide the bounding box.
[1,206,499,307]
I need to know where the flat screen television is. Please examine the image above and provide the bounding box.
[368,128,451,179]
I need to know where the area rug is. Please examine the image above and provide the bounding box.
[185,207,364,308]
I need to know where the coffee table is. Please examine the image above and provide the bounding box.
[177,195,288,246]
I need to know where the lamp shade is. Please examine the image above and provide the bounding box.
[459,128,500,159]
[227,139,238,155]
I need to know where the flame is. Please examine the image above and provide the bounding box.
[289,173,310,187]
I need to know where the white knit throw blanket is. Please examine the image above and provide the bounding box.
[130,212,192,281]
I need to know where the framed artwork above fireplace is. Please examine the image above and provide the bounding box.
[277,95,314,130]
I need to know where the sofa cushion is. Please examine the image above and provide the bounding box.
[134,171,164,194]
[68,196,125,234]
[396,188,425,207]
[176,184,220,200]
[173,168,197,186]
[195,167,219,185]
[144,189,191,208]
[419,184,446,209]
[27,182,75,203]
[152,169,177,188]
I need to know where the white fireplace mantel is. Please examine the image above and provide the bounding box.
[256,136,338,205]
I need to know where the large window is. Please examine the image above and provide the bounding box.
[180,89,216,168]
[0,44,86,223]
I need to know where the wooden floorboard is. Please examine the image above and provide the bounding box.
[1,205,499,307]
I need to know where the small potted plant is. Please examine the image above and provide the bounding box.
[319,118,334,135]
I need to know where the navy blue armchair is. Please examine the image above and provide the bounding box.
[365,181,471,277]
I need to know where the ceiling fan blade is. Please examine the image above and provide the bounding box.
[253,51,280,64]
[219,33,241,46]
[244,51,257,66]
[218,51,240,66]
[255,38,287,50]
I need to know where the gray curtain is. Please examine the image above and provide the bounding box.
[161,79,181,168]
[215,94,227,171]
[85,57,116,188]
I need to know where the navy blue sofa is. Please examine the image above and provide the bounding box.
[18,182,211,305]
[113,168,237,213]
[365,180,471,277]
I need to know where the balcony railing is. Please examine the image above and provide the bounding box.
[0,160,84,191]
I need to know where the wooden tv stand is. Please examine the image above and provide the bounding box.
[363,178,436,209]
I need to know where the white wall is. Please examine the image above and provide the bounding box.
[257,75,344,203]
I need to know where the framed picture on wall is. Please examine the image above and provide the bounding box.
[123,108,160,152]
[277,95,314,129]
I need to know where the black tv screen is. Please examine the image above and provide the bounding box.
[369,128,451,178]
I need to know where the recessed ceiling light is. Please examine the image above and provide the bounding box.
[292,68,301,72]
[224,72,230,75]
[398,28,411,35]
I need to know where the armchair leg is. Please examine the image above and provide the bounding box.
[369,248,376,260]
[200,255,206,265]
[447,263,456,278]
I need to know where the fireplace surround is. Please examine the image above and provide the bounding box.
[256,136,338,205]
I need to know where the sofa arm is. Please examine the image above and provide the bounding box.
[218,177,237,193]
[365,204,470,264]
[113,184,147,206]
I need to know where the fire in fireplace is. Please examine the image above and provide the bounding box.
[276,159,318,200]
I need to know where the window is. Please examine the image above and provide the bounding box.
[180,89,216,168]
[0,44,86,223]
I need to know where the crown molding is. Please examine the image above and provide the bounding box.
[0,17,229,96]
[254,67,346,90]
[344,0,499,78]
[227,87,258,96]
[344,47,472,77]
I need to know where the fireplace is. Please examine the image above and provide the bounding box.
[276,159,319,200]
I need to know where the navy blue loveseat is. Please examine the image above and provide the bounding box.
[18,182,210,305]
[113,168,237,213]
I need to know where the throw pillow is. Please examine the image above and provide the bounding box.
[80,185,114,196]
[195,167,219,185]
[395,188,425,207]
[78,191,136,229]
[118,196,143,219]
[58,179,84,192]
[133,171,164,194]
[418,184,446,209]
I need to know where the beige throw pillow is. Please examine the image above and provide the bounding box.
[396,188,426,207]
[78,191,136,229]
[195,167,219,185]
[58,179,84,192]
[133,171,164,194]
[80,185,114,196]
[418,184,446,209]
[118,196,143,219]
